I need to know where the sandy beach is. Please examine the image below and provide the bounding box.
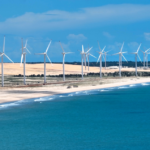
[0,63,150,104]
[0,77,150,104]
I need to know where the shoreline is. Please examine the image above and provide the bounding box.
[0,77,150,104]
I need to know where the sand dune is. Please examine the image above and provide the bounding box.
[0,63,148,75]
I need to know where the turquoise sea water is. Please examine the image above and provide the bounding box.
[0,83,150,150]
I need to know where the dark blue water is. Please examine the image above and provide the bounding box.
[0,83,150,150]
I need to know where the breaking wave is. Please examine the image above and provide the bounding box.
[34,97,53,102]
[118,86,128,89]
[141,83,149,86]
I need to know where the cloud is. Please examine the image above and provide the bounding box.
[103,32,114,39]
[144,33,150,41]
[67,34,87,42]
[1,4,150,34]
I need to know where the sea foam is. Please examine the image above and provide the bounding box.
[141,83,149,86]
[34,97,53,102]
[129,84,136,87]
[0,102,19,108]
[118,86,128,89]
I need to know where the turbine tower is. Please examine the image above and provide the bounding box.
[97,41,105,78]
[20,39,31,85]
[113,42,127,77]
[35,40,52,84]
[0,36,13,87]
[141,48,150,68]
[131,44,142,76]
[79,45,86,80]
[59,41,73,81]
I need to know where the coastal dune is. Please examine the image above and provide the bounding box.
[0,63,148,76]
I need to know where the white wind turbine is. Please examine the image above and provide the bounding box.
[103,50,111,70]
[84,46,93,70]
[131,43,142,76]
[20,39,31,85]
[59,41,73,81]
[0,36,13,87]
[79,45,86,79]
[97,42,106,78]
[35,40,52,84]
[145,49,150,68]
[86,52,96,71]
[113,42,128,77]
[141,48,150,68]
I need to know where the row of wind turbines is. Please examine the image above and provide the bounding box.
[0,36,150,87]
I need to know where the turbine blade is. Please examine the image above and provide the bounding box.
[25,39,28,47]
[102,46,106,52]
[113,53,120,55]
[4,54,13,63]
[21,38,24,53]
[145,48,150,52]
[120,42,124,52]
[102,54,105,60]
[140,50,144,53]
[97,41,101,51]
[46,55,52,64]
[59,41,65,52]
[20,54,23,66]
[97,55,100,62]
[65,52,73,54]
[45,40,52,53]
[86,47,93,53]
[0,53,4,57]
[3,36,5,53]
[82,45,84,53]
[26,47,31,54]
[122,54,128,62]
[106,50,111,53]
[89,54,96,58]
[137,43,141,53]
[137,54,142,62]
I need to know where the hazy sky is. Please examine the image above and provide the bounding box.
[0,0,150,62]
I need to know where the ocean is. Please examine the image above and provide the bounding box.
[0,83,150,150]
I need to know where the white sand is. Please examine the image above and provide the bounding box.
[0,77,150,104]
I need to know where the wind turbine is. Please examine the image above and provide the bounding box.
[79,45,86,80]
[84,46,94,71]
[113,42,128,77]
[86,52,96,71]
[20,39,31,85]
[141,48,150,68]
[35,40,52,84]
[0,36,13,87]
[131,43,142,76]
[59,41,73,81]
[97,41,106,78]
[103,50,111,70]
[84,46,93,70]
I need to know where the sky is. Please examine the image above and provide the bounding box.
[0,0,150,63]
